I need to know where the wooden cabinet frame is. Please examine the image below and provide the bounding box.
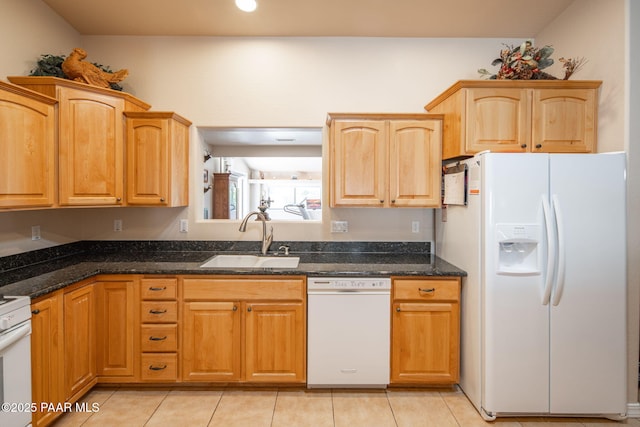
[425,80,601,160]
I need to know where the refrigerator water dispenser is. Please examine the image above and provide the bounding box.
[496,224,540,275]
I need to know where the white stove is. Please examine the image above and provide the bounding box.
[0,295,32,427]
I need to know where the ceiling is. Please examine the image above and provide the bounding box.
[42,0,574,38]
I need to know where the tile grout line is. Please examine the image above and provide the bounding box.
[385,390,400,427]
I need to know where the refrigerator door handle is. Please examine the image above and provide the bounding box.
[551,194,566,306]
[542,196,555,305]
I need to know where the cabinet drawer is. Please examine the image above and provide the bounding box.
[140,324,177,352]
[140,301,178,323]
[140,278,177,300]
[393,279,459,301]
[140,353,177,381]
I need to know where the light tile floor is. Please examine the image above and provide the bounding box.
[51,386,640,427]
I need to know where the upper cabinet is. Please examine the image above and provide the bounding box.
[424,80,601,160]
[327,113,442,208]
[124,112,191,206]
[6,76,191,209]
[8,76,150,206]
[0,81,57,209]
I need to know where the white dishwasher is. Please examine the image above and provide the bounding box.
[307,277,391,388]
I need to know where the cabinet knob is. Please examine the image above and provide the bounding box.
[247,306,252,312]
[32,309,40,315]
[160,198,165,202]
[535,144,542,149]
[148,364,167,371]
[396,307,401,312]
[116,197,122,202]
[379,200,384,204]
[233,306,238,311]
[520,144,527,149]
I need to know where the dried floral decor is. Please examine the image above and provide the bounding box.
[478,40,586,80]
[30,49,127,91]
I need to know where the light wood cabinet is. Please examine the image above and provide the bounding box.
[139,277,179,382]
[424,80,601,160]
[124,112,191,206]
[63,281,97,402]
[7,76,150,206]
[327,113,442,208]
[391,277,461,384]
[0,82,57,209]
[31,292,64,427]
[95,277,139,382]
[182,276,306,383]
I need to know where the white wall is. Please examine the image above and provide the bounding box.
[75,36,526,245]
[0,0,80,78]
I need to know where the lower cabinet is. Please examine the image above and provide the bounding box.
[63,281,97,402]
[182,276,306,383]
[391,277,461,384]
[31,292,64,427]
[139,277,179,382]
[95,277,139,382]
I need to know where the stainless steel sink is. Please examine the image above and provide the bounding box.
[200,254,300,269]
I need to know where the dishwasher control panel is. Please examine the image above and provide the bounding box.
[307,277,391,291]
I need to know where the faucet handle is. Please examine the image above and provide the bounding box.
[278,245,290,256]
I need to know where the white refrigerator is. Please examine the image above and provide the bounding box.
[436,152,627,420]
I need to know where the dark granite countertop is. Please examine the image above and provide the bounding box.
[0,241,466,299]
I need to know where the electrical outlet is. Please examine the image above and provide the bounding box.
[179,219,189,233]
[412,221,420,233]
[31,225,41,241]
[331,220,348,233]
[114,219,123,232]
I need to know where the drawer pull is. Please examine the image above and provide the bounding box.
[148,364,167,371]
[149,309,168,314]
[149,286,167,291]
[418,288,436,294]
[149,336,167,341]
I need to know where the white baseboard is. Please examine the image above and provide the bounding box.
[627,402,640,418]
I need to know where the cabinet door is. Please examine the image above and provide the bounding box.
[0,86,56,208]
[532,88,596,153]
[245,302,306,383]
[182,301,241,381]
[64,285,97,400]
[388,120,442,207]
[466,88,531,153]
[95,279,138,379]
[391,301,459,384]
[58,87,124,205]
[126,117,169,205]
[31,294,64,427]
[330,120,387,206]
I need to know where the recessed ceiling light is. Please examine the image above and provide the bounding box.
[235,0,257,12]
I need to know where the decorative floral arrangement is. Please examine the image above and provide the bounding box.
[29,53,124,91]
[478,40,586,80]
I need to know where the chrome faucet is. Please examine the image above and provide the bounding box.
[239,211,273,255]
